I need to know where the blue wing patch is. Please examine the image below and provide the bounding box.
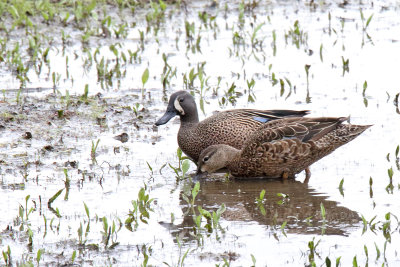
[253,116,270,123]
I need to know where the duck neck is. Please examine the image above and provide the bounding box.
[223,147,241,170]
[180,108,199,125]
[220,145,241,164]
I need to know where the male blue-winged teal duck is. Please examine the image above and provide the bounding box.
[155,91,309,161]
[196,117,371,180]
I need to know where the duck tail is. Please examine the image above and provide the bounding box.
[315,124,371,152]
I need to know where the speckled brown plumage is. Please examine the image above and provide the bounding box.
[197,117,371,179]
[155,91,309,161]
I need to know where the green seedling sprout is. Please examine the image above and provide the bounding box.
[91,139,100,164]
[125,186,154,232]
[256,189,266,216]
[338,178,344,197]
[141,67,149,97]
[36,248,44,266]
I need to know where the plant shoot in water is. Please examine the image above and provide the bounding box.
[141,67,149,97]
[256,189,266,216]
[91,139,100,164]
[100,216,121,249]
[360,9,374,47]
[81,84,89,103]
[125,186,154,231]
[341,57,350,76]
[362,81,368,107]
[169,148,191,180]
[338,178,344,197]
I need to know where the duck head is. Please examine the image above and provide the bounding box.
[196,144,240,178]
[155,91,199,126]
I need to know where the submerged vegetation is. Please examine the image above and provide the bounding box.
[0,0,399,266]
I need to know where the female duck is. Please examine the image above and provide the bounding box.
[196,117,370,180]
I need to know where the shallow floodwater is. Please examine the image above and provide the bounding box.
[1,0,400,266]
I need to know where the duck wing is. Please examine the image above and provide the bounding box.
[216,109,309,124]
[241,117,348,157]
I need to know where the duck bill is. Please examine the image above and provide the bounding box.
[155,109,177,126]
[194,168,208,180]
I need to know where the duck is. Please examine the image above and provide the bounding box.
[155,90,309,162]
[196,116,371,181]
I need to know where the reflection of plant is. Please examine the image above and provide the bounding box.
[13,195,36,248]
[15,195,35,231]
[250,23,265,50]
[276,193,290,205]
[125,186,154,231]
[100,216,122,249]
[361,212,400,242]
[285,20,308,49]
[164,235,191,267]
[197,203,226,234]
[140,244,152,267]
[360,10,373,32]
[246,78,256,103]
[181,181,226,244]
[64,169,70,200]
[341,56,349,76]
[338,178,344,197]
[91,139,100,164]
[191,202,226,245]
[77,202,91,246]
[182,181,200,208]
[256,189,266,216]
[320,203,327,235]
[307,237,321,266]
[304,64,311,90]
[386,167,394,194]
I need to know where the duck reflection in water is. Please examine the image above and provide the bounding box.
[163,178,360,242]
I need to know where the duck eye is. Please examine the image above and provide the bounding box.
[203,156,209,162]
[179,98,184,103]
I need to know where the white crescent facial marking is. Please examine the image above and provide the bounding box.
[174,98,185,115]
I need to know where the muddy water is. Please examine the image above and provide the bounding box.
[1,0,400,266]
